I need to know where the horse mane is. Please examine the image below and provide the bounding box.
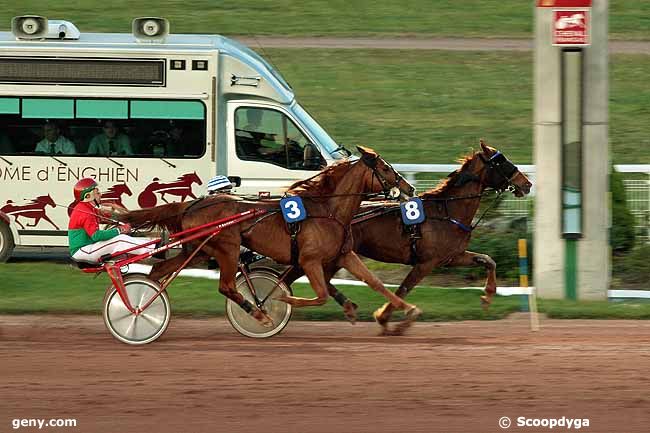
[117,201,191,233]
[286,159,353,197]
[419,151,478,199]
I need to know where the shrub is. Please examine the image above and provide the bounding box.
[612,244,650,288]
[611,168,636,254]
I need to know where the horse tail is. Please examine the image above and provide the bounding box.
[118,201,189,233]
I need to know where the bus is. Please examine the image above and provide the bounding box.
[0,16,348,261]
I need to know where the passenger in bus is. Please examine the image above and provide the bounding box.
[167,122,186,157]
[69,178,156,264]
[236,109,282,158]
[35,122,77,155]
[87,120,133,156]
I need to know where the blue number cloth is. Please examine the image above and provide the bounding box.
[400,197,425,225]
[280,196,308,223]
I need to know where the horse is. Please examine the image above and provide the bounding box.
[1,195,59,230]
[118,146,420,328]
[282,141,533,334]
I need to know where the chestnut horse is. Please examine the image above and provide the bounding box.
[118,146,420,328]
[283,141,533,334]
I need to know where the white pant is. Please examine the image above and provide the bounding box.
[72,234,155,263]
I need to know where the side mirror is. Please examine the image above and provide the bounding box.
[228,176,242,187]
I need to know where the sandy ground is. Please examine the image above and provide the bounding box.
[1,314,650,433]
[234,36,650,55]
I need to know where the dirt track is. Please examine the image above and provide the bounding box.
[2,315,650,432]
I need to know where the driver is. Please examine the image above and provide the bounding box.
[68,178,155,263]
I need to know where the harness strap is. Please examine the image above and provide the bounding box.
[287,222,301,267]
[404,223,422,265]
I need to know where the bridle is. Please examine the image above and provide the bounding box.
[361,153,414,200]
[478,151,521,193]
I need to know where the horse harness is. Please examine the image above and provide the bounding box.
[282,153,410,267]
[349,150,518,265]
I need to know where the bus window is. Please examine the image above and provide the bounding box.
[235,107,324,170]
[0,98,206,158]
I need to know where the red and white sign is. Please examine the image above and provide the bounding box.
[553,9,590,46]
[536,0,591,7]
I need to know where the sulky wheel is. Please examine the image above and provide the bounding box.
[103,275,171,345]
[226,269,292,338]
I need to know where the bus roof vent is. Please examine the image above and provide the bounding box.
[11,16,81,40]
[132,17,169,43]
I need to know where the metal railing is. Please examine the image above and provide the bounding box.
[394,163,650,241]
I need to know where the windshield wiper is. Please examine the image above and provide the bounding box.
[50,155,67,166]
[159,157,176,168]
[105,155,123,167]
[0,155,13,165]
[330,144,352,157]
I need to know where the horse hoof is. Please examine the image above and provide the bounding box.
[373,308,389,326]
[404,306,422,321]
[343,301,358,324]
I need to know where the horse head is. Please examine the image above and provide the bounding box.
[468,141,532,197]
[36,195,56,208]
[115,183,132,196]
[181,172,203,186]
[357,146,415,200]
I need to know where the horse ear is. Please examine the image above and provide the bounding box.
[356,145,377,157]
[479,139,492,154]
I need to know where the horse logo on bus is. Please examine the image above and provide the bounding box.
[1,195,60,230]
[137,172,203,208]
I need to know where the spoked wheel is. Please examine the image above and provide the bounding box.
[103,275,171,345]
[227,269,292,338]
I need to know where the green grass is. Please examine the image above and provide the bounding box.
[3,262,650,320]
[3,1,649,39]
[269,49,650,164]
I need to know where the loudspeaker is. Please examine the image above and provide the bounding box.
[11,15,48,40]
[132,17,169,42]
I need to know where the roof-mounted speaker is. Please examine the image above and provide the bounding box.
[132,17,169,42]
[11,15,48,40]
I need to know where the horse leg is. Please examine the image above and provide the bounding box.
[148,250,207,283]
[336,252,421,331]
[274,261,330,307]
[446,251,497,308]
[205,244,274,327]
[374,260,436,335]
[14,217,25,230]
[322,264,358,323]
[26,217,39,227]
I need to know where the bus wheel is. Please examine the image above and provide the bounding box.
[0,222,14,263]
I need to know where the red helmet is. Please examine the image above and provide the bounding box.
[73,178,98,202]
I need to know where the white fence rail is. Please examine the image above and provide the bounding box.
[394,163,650,241]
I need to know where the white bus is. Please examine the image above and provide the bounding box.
[0,16,348,261]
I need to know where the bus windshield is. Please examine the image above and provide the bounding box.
[290,104,346,160]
